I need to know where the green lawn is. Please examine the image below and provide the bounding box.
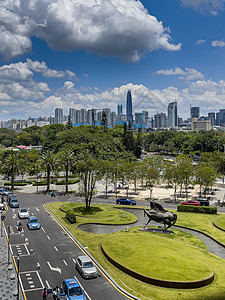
[46,202,225,300]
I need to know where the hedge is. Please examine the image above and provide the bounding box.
[56,179,80,185]
[177,205,217,214]
[65,210,76,223]
[4,182,27,186]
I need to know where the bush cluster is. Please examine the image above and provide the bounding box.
[177,205,217,214]
[56,179,80,185]
[4,182,27,186]
[65,210,76,223]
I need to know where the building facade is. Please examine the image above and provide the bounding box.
[167,102,178,128]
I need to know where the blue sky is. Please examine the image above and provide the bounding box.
[1,0,225,121]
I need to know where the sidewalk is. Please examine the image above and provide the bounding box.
[0,223,18,299]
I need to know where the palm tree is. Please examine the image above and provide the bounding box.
[1,151,25,190]
[56,149,75,194]
[39,151,57,193]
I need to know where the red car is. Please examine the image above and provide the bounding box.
[181,200,200,206]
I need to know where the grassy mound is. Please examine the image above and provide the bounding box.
[102,228,213,282]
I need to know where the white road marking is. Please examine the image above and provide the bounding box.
[41,227,46,233]
[45,280,51,288]
[63,260,68,266]
[47,261,61,274]
[74,276,92,300]
[72,258,76,264]
[54,246,58,252]
[36,207,39,212]
[47,235,50,240]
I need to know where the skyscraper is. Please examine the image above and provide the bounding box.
[126,90,133,125]
[167,102,178,128]
[55,108,63,124]
[190,106,200,119]
[117,104,123,115]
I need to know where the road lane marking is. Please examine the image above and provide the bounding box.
[41,227,46,233]
[45,280,51,288]
[36,207,39,212]
[74,276,92,300]
[63,260,68,266]
[47,261,61,274]
[47,235,50,240]
[54,246,58,251]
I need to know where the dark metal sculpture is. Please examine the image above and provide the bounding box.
[143,201,177,232]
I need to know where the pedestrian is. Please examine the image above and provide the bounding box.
[52,287,57,300]
[42,287,47,300]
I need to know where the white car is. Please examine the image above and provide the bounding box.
[76,255,98,279]
[18,208,29,219]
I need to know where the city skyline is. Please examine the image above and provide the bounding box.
[1,1,225,121]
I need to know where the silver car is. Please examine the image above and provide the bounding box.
[76,255,98,279]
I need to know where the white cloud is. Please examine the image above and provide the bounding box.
[212,40,225,47]
[154,67,204,81]
[0,0,181,61]
[180,0,225,15]
[0,59,76,83]
[196,39,206,45]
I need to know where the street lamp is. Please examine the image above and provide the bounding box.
[17,256,20,300]
[185,170,188,202]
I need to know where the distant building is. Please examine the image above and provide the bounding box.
[191,118,211,131]
[135,112,143,124]
[167,102,178,128]
[117,104,123,115]
[55,108,63,124]
[126,90,133,125]
[154,113,166,128]
[208,112,215,126]
[190,106,200,119]
[69,108,76,123]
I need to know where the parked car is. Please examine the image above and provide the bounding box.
[27,216,41,230]
[194,198,210,206]
[57,278,85,300]
[9,198,19,208]
[18,208,29,219]
[76,255,98,279]
[7,194,17,203]
[181,200,200,206]
[116,198,136,205]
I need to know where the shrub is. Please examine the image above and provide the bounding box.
[177,205,217,214]
[4,182,27,186]
[56,179,80,185]
[65,210,76,223]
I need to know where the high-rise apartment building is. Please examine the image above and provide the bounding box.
[208,112,215,126]
[55,108,63,124]
[69,108,76,123]
[154,113,166,128]
[167,102,178,128]
[126,90,133,125]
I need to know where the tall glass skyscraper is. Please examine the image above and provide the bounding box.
[55,108,63,124]
[167,102,178,128]
[126,90,133,125]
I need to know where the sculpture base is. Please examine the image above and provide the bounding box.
[139,228,173,234]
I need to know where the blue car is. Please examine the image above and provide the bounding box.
[57,278,85,300]
[27,216,41,230]
[116,198,136,205]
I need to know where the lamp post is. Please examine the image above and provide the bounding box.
[17,256,20,300]
[185,170,188,202]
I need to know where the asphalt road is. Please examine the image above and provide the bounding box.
[3,193,136,300]
[3,192,225,300]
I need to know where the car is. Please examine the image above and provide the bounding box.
[76,255,98,279]
[7,194,17,203]
[57,278,85,300]
[181,200,200,206]
[116,197,136,205]
[18,208,29,219]
[27,216,41,230]
[194,198,210,206]
[9,198,19,208]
